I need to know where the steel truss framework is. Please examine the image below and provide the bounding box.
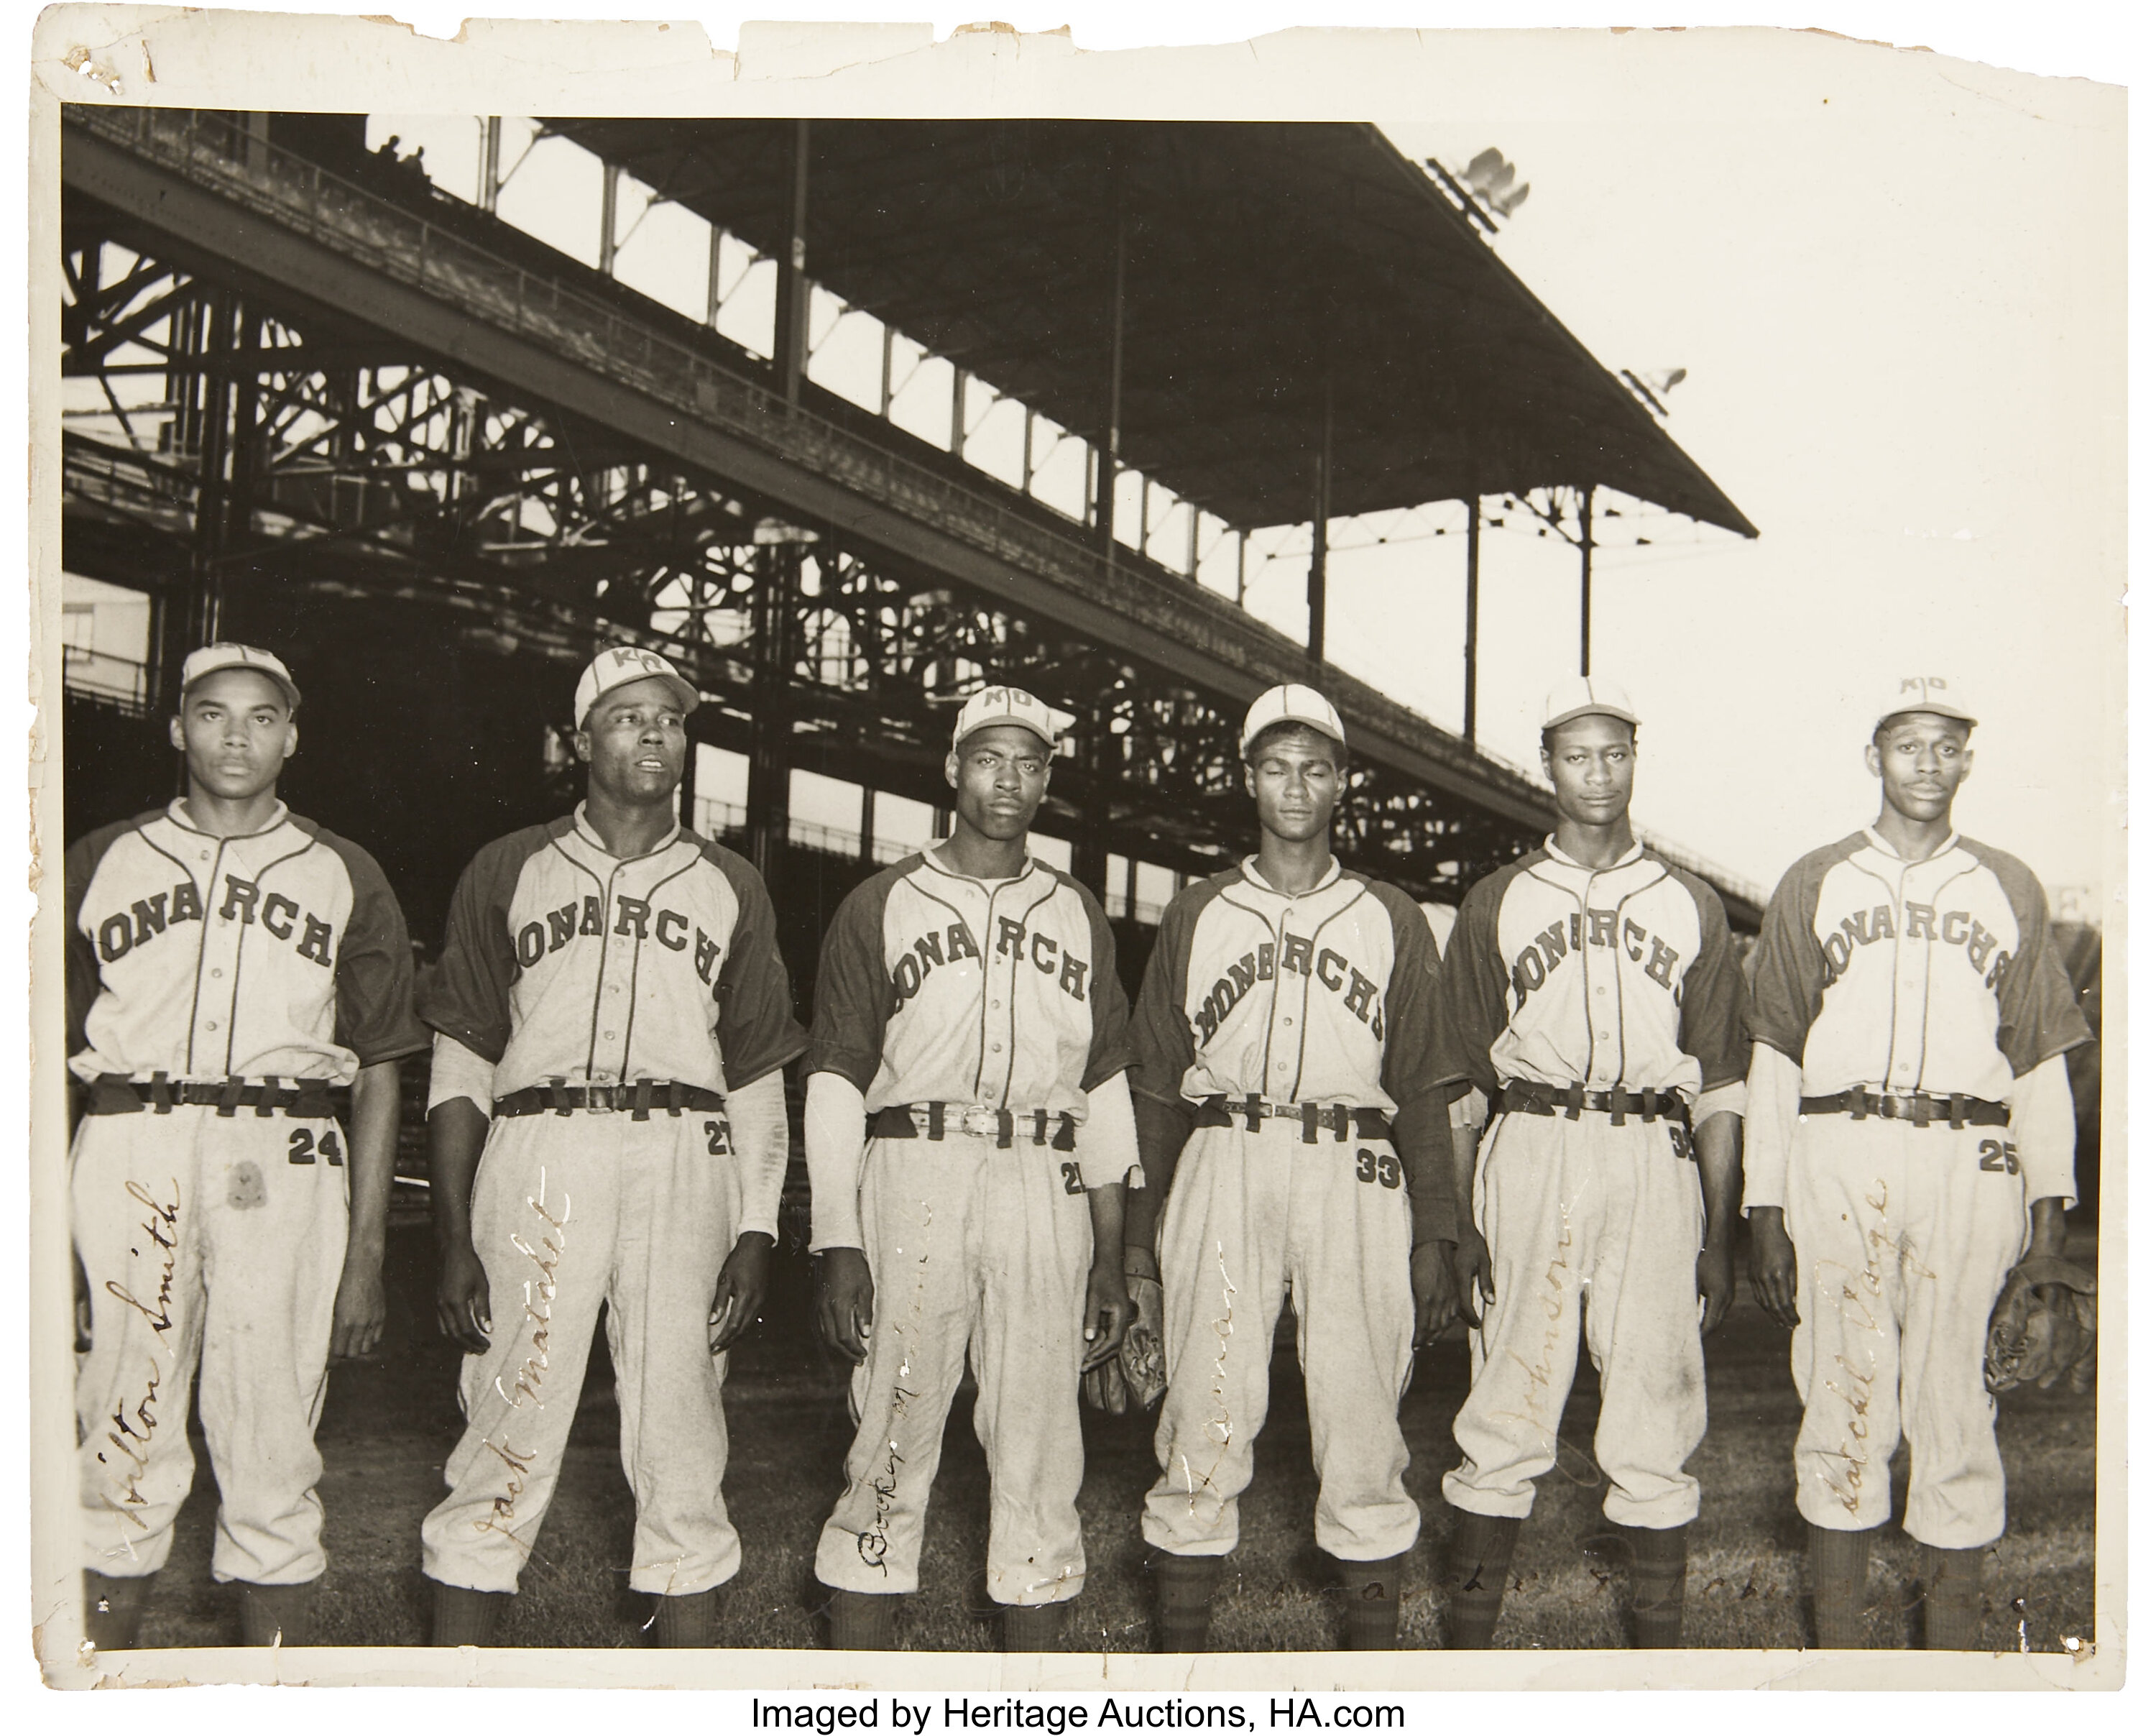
[61,205,1544,905]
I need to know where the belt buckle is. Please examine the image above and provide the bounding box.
[585,1085,615,1115]
[959,1105,998,1140]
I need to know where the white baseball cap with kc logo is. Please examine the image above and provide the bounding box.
[1240,683,1346,757]
[180,642,302,711]
[951,685,1059,750]
[1542,675,1639,732]
[575,646,700,726]
[1875,674,1978,730]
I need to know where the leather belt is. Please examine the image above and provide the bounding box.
[1798,1089,2008,1130]
[1498,1080,1690,1127]
[869,1103,1078,1151]
[493,1080,726,1121]
[1192,1094,1394,1144]
[82,1072,350,1119]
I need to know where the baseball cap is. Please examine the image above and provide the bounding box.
[179,643,301,711]
[1542,676,1639,732]
[1874,674,1978,731]
[951,685,1058,750]
[1240,684,1346,758]
[574,646,699,727]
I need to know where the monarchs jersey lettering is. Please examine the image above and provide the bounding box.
[806,851,1132,1119]
[1746,829,2088,1104]
[1435,840,1746,1101]
[1130,859,1445,1114]
[65,802,427,1085]
[419,808,805,1095]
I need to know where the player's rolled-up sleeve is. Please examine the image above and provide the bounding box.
[804,876,896,1092]
[711,852,809,1088]
[325,835,430,1067]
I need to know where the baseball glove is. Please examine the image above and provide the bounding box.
[1082,1274,1166,1414]
[1984,1254,2098,1395]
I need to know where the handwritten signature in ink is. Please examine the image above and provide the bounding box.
[472,1170,570,1550]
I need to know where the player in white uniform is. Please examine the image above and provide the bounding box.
[417,646,805,1647]
[1743,676,2091,1649]
[1126,684,1455,1653]
[1434,678,1747,1649]
[806,686,1138,1653]
[66,643,427,1649]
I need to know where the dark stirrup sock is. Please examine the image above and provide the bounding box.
[1917,1544,1986,1650]
[430,1580,510,1646]
[1153,1552,1225,1653]
[83,1570,159,1650]
[1335,1553,1408,1650]
[1002,1600,1068,1653]
[236,1579,319,1647]
[1445,1510,1523,1648]
[1807,1523,1877,1649]
[826,1588,900,1650]
[653,1587,722,1647]
[1620,1524,1689,1649]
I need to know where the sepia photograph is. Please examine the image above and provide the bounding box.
[24,6,2125,1693]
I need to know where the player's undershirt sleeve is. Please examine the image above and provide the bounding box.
[2007,1052,2077,1208]
[1674,873,1750,1096]
[1741,1042,1802,1215]
[803,872,899,1091]
[1743,853,1833,1070]
[1431,874,1511,1102]
[1376,886,1459,1248]
[1075,881,1138,1091]
[1123,889,1205,1253]
[1976,848,2094,1079]
[318,830,430,1067]
[706,845,809,1088]
[416,835,530,1065]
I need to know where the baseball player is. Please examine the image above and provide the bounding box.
[806,685,1137,1653]
[1125,684,1455,1653]
[1434,677,1747,1650]
[1743,676,2091,1649]
[416,646,805,1648]
[65,643,427,1649]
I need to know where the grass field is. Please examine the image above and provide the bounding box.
[124,1220,2098,1655]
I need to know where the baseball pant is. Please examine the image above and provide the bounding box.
[73,1103,350,1585]
[1142,1121,1418,1562]
[814,1133,1094,1605]
[1443,1111,1706,1529]
[1784,1116,2027,1548]
[421,1110,744,1596]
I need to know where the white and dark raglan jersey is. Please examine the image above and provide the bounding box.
[1128,858,1455,1242]
[65,801,428,1085]
[806,850,1133,1126]
[1746,830,2089,1107]
[1434,839,1748,1105]
[419,807,806,1096]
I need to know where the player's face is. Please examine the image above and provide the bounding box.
[168,670,296,802]
[1542,714,1636,827]
[576,677,688,804]
[1867,712,1973,823]
[1245,727,1343,843]
[946,725,1051,842]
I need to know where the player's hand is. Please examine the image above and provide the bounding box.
[1443,1229,1496,1328]
[330,1257,390,1361]
[1080,1259,1137,1372]
[1411,1241,1457,1346]
[73,1246,93,1354]
[709,1231,774,1356]
[816,1246,876,1365]
[1696,1233,1736,1338]
[435,1236,492,1354]
[1746,1207,1801,1330]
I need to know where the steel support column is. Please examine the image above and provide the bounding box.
[1307,378,1332,665]
[1462,494,1480,743]
[746,542,798,878]
[1579,482,1595,676]
[774,119,811,407]
[1098,204,1126,568]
